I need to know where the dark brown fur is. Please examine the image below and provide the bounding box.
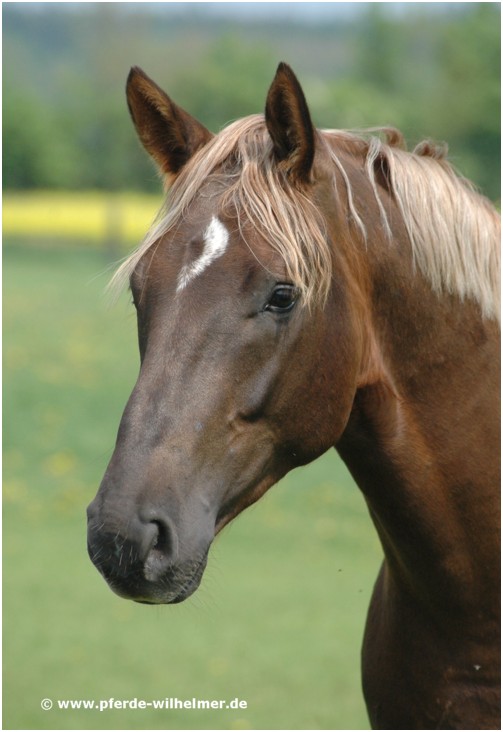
[88,64,500,729]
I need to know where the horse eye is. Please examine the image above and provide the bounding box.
[265,284,298,313]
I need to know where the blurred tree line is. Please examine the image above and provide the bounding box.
[3,3,500,199]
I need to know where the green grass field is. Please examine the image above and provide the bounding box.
[4,235,382,730]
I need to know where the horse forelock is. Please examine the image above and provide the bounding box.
[110,115,334,308]
[111,116,500,322]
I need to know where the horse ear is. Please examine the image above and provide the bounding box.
[126,66,213,183]
[265,62,315,184]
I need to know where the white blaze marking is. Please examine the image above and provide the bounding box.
[177,216,229,292]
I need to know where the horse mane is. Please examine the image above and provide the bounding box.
[363,133,500,322]
[112,115,500,322]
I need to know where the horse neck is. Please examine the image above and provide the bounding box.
[336,223,500,625]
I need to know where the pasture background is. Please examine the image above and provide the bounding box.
[3,3,500,731]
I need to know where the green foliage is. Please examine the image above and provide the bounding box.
[4,242,381,730]
[170,35,276,131]
[3,90,80,189]
[3,4,500,198]
[430,4,501,194]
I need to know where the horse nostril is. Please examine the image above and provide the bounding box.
[142,515,178,583]
[150,519,172,555]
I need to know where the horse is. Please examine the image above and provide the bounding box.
[87,63,500,729]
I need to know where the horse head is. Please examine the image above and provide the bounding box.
[87,64,365,603]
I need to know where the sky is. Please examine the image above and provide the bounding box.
[6,1,480,22]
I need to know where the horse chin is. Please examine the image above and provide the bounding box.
[149,559,208,605]
[132,579,201,605]
[92,548,208,605]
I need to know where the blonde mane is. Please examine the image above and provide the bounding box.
[112,115,500,321]
[365,134,500,322]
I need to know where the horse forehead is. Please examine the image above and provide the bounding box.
[176,216,230,292]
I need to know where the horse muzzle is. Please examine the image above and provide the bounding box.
[86,499,210,604]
